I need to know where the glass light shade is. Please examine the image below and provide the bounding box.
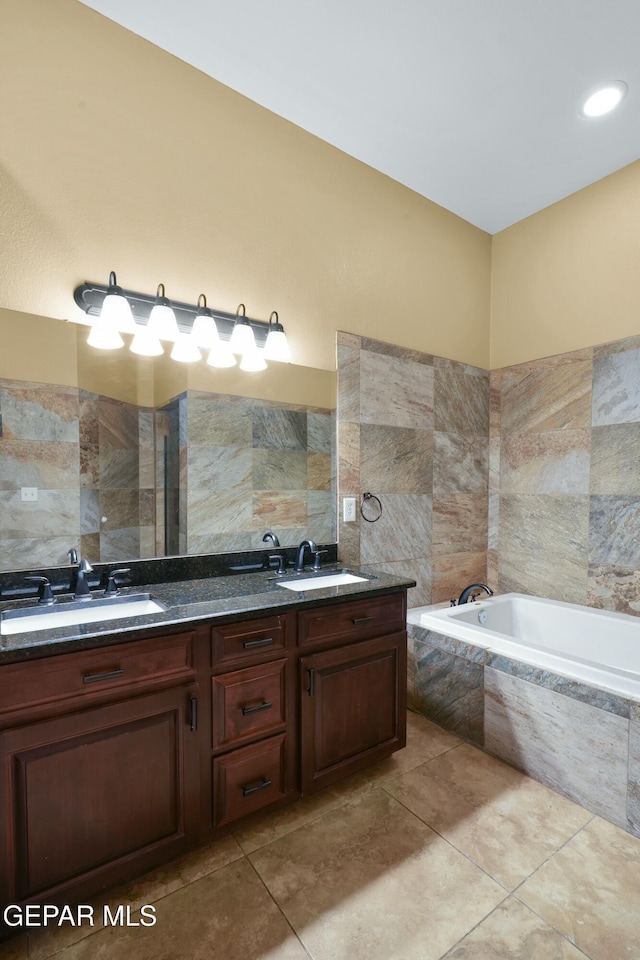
[239,347,267,372]
[206,341,237,368]
[192,314,220,348]
[580,81,628,117]
[129,327,164,357]
[147,303,179,340]
[101,291,136,332]
[87,316,124,350]
[263,328,291,361]
[170,333,201,363]
[229,319,256,355]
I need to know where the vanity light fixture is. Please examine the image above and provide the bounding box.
[73,274,292,373]
[263,311,292,362]
[229,303,257,355]
[579,80,628,118]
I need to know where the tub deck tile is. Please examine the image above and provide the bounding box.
[484,668,629,829]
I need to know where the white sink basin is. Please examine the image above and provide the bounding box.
[0,595,167,636]
[277,573,368,591]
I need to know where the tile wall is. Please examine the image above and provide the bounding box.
[491,334,640,613]
[175,391,336,555]
[336,332,489,607]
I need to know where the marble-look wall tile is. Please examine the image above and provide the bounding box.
[0,440,79,489]
[307,490,334,542]
[488,436,500,495]
[336,344,360,423]
[590,423,640,494]
[360,351,434,429]
[0,489,80,539]
[0,380,79,442]
[187,399,252,447]
[434,366,489,436]
[187,486,252,536]
[307,452,332,491]
[589,496,640,567]
[307,411,333,452]
[499,495,589,603]
[361,424,433,494]
[99,489,139,531]
[139,488,154,527]
[98,399,139,449]
[252,492,307,530]
[99,448,139,490]
[80,488,100,534]
[433,433,488,494]
[629,703,640,835]
[432,550,488,604]
[337,420,360,495]
[587,563,640,615]
[78,391,99,446]
[365,558,431,608]
[360,494,431,563]
[432,494,488,553]
[486,548,498,589]
[413,639,484,744]
[362,338,435,365]
[252,449,307,490]
[488,492,499,550]
[592,346,640,425]
[489,370,501,433]
[188,446,252,490]
[253,407,307,450]
[337,516,360,567]
[484,668,629,828]
[80,532,100,562]
[500,359,592,435]
[0,536,80,569]
[187,532,253,554]
[500,430,590,494]
[100,527,140,562]
[407,624,487,664]
[138,409,155,489]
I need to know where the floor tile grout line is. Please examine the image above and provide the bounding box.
[435,891,514,960]
[510,812,597,898]
[244,855,315,960]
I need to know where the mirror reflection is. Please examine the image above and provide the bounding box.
[0,318,336,573]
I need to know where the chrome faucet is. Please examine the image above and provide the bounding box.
[294,539,317,573]
[71,558,94,600]
[262,531,280,547]
[456,583,493,605]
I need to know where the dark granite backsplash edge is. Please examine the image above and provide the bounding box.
[0,544,339,600]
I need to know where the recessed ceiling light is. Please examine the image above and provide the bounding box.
[579,81,628,118]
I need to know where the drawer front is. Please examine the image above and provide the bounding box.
[0,632,195,716]
[213,733,287,827]
[211,615,288,666]
[298,593,406,649]
[212,659,287,750]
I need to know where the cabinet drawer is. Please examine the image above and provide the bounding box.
[0,631,195,717]
[211,615,288,666]
[298,593,405,649]
[212,659,287,750]
[213,733,287,827]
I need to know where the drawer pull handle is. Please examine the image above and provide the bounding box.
[241,700,272,716]
[242,636,274,649]
[189,696,198,732]
[83,668,124,684]
[242,777,272,798]
[352,616,374,625]
[307,667,315,697]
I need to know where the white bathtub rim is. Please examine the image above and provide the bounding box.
[407,593,640,703]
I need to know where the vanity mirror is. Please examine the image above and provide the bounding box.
[0,312,337,574]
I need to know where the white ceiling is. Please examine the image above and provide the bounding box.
[79,0,640,233]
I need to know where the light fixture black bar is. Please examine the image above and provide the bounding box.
[73,281,271,346]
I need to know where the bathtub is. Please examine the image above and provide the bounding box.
[407,592,640,702]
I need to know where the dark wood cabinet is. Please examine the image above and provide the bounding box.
[300,631,406,794]
[0,682,200,908]
[0,588,407,922]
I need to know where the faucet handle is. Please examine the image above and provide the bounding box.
[267,555,286,575]
[312,549,328,571]
[104,568,131,597]
[25,576,55,605]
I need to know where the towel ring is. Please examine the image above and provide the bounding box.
[360,492,382,522]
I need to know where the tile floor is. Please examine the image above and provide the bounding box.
[4,710,640,960]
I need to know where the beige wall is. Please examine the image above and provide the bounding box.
[0,0,492,391]
[491,161,640,368]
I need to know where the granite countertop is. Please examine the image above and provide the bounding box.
[0,565,416,664]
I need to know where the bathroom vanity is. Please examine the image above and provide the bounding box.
[0,569,411,918]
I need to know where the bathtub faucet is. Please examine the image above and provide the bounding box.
[456,583,493,605]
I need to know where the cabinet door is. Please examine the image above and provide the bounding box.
[300,631,407,794]
[0,683,199,906]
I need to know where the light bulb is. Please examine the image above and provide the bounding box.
[147,284,179,340]
[171,333,201,363]
[130,327,164,357]
[100,271,135,333]
[207,341,237,368]
[239,347,267,372]
[87,315,124,350]
[264,312,291,361]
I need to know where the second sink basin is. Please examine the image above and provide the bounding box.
[0,593,167,636]
[277,572,368,591]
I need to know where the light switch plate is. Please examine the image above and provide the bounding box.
[21,487,38,502]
